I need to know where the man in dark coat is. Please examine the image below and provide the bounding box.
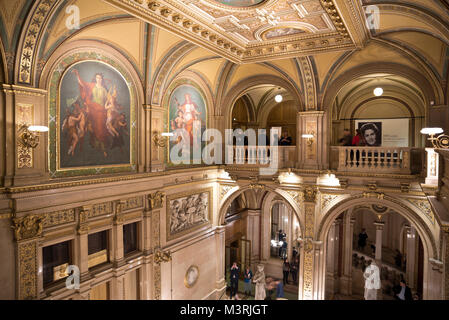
[394,280,413,301]
[230,262,240,299]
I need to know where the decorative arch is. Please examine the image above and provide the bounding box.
[149,41,196,106]
[321,62,443,112]
[218,184,304,232]
[317,194,438,260]
[221,74,303,129]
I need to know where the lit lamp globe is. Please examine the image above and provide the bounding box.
[420,128,443,135]
[373,87,383,97]
[275,94,283,103]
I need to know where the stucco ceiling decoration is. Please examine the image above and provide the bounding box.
[104,0,366,63]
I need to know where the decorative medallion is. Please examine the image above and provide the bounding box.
[184,265,200,288]
[213,0,265,7]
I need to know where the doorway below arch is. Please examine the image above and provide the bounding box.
[324,206,424,300]
[222,190,300,300]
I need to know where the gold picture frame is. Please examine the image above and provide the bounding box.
[166,188,212,241]
[184,265,199,288]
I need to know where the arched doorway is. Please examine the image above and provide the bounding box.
[324,206,425,300]
[317,195,440,300]
[220,187,302,300]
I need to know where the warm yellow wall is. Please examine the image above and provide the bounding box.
[228,64,281,89]
[152,28,185,75]
[269,59,300,86]
[69,19,145,72]
[335,42,420,77]
[0,0,27,43]
[189,58,226,91]
[314,51,348,88]
[386,32,446,77]
[43,0,124,54]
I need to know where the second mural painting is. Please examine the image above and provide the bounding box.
[168,84,207,164]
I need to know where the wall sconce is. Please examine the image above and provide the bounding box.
[420,127,449,149]
[152,131,173,148]
[302,131,315,147]
[18,125,48,148]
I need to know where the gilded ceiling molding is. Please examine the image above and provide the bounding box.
[104,0,356,63]
[16,0,58,84]
[298,56,317,110]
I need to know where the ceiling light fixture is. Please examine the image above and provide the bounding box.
[373,87,383,96]
[275,94,283,103]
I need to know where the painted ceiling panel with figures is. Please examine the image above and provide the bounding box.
[104,0,365,63]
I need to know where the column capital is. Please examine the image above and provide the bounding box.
[374,221,385,230]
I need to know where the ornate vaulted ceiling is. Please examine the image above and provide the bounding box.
[103,0,369,63]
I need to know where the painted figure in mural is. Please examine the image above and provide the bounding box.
[175,93,201,144]
[253,264,266,300]
[71,69,128,157]
[62,99,86,156]
[363,260,381,300]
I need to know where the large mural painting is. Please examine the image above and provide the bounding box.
[58,61,131,169]
[168,84,207,164]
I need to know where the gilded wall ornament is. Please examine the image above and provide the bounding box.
[148,191,165,210]
[78,207,90,235]
[320,194,338,209]
[407,199,435,225]
[219,185,233,200]
[12,214,44,241]
[154,249,172,264]
[18,241,37,300]
[43,209,75,228]
[303,186,317,202]
[285,190,301,204]
[16,104,33,168]
[167,189,211,241]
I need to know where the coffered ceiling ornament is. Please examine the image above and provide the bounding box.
[104,0,362,63]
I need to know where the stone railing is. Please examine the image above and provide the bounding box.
[226,146,296,168]
[331,146,423,174]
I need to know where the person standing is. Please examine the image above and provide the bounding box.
[290,258,298,284]
[339,128,353,146]
[395,280,413,301]
[352,129,365,146]
[275,280,284,299]
[282,259,290,285]
[243,266,253,296]
[363,260,381,300]
[358,228,368,252]
[230,262,240,299]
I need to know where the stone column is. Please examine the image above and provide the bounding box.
[405,226,417,289]
[326,220,340,297]
[110,200,125,300]
[297,111,327,170]
[214,226,226,299]
[73,205,91,298]
[141,204,153,299]
[442,226,449,300]
[147,191,165,300]
[298,186,322,300]
[2,85,48,187]
[242,209,261,264]
[11,214,44,300]
[374,221,385,261]
[425,148,439,186]
[340,210,355,296]
[148,105,165,172]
